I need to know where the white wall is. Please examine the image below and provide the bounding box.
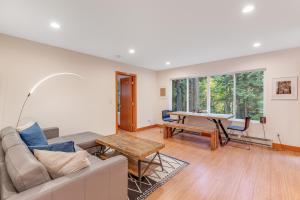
[1,33,299,147]
[0,34,157,136]
[156,48,300,147]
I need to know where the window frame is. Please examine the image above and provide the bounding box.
[170,68,265,122]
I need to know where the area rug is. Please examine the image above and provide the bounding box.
[128,153,189,200]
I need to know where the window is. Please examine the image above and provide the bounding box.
[172,79,187,111]
[210,74,234,114]
[189,77,207,112]
[235,71,264,121]
[171,70,264,120]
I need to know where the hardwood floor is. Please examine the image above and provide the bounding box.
[120,128,300,200]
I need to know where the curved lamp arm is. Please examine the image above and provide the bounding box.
[16,72,83,128]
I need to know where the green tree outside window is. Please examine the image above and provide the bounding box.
[171,70,264,121]
[210,75,234,114]
[172,79,187,111]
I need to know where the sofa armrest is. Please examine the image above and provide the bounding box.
[43,127,59,139]
[7,155,128,200]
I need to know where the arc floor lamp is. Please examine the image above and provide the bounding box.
[16,72,82,127]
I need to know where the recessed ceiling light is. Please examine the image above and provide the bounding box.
[242,5,255,14]
[253,42,261,48]
[128,49,135,54]
[166,61,171,66]
[50,22,61,29]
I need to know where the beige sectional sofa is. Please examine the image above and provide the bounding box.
[0,127,128,200]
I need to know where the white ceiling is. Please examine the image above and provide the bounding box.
[1,0,300,70]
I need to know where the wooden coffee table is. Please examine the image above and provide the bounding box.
[96,134,165,183]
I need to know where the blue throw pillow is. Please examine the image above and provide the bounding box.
[19,122,48,146]
[29,141,75,153]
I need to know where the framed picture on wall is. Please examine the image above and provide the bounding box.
[272,76,298,100]
[160,88,166,97]
[159,86,168,99]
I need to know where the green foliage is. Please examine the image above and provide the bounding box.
[188,77,207,112]
[172,79,187,111]
[236,71,264,120]
[172,70,264,121]
[198,77,207,111]
[210,75,234,114]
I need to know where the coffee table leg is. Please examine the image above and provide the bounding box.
[138,160,142,184]
[157,152,164,171]
[138,153,163,184]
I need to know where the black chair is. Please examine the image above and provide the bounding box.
[227,117,251,150]
[162,110,177,122]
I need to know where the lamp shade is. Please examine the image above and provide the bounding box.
[16,72,82,127]
[29,73,82,95]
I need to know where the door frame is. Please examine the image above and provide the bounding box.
[115,71,137,133]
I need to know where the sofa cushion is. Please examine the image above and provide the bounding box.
[0,141,18,200]
[86,153,103,165]
[28,141,75,153]
[34,149,91,179]
[0,162,17,200]
[5,144,51,192]
[19,122,48,146]
[48,132,103,150]
[2,132,24,153]
[0,140,4,164]
[43,127,59,139]
[0,127,16,140]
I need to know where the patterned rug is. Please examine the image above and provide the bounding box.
[128,154,189,200]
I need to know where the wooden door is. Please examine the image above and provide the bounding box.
[120,77,133,131]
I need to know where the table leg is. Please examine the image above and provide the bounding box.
[182,116,186,124]
[172,115,186,134]
[179,116,186,133]
[157,152,164,171]
[177,115,182,123]
[138,152,164,181]
[212,119,224,146]
[138,160,142,184]
[218,119,230,144]
[171,115,182,135]
[163,126,170,138]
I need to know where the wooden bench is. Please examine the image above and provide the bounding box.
[163,122,218,151]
